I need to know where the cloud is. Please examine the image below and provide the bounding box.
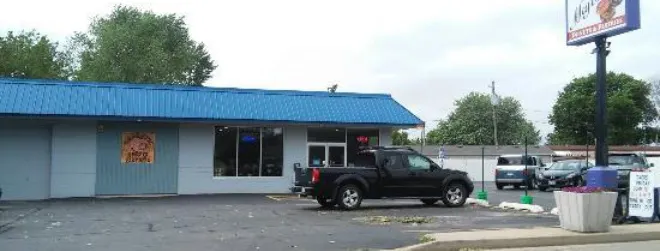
[1,0,658,141]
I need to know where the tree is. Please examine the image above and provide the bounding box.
[71,5,216,85]
[650,78,660,120]
[392,130,412,145]
[0,30,69,79]
[426,92,540,145]
[548,72,657,145]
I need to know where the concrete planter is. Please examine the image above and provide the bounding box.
[553,191,617,233]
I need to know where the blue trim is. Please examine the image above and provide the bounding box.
[566,0,641,46]
[626,0,641,30]
[565,0,569,46]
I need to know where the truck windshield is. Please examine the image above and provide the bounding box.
[354,152,376,167]
[608,154,645,167]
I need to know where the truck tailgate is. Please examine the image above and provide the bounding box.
[294,166,313,187]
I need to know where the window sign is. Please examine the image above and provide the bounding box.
[121,132,155,164]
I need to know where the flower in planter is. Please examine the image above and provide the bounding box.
[561,186,606,193]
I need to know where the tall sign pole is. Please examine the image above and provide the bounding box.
[594,36,609,167]
[565,0,640,190]
[490,81,499,148]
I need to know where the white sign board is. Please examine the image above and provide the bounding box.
[565,0,641,46]
[628,171,656,218]
[438,146,445,168]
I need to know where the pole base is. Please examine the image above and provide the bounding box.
[520,195,534,205]
[477,191,488,200]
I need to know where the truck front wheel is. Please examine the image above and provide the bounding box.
[336,184,363,210]
[442,183,467,207]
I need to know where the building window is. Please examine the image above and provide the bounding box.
[213,127,237,177]
[261,128,284,176]
[307,127,346,142]
[213,126,284,177]
[347,129,379,166]
[238,127,260,176]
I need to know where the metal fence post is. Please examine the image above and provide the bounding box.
[477,146,488,200]
[521,137,534,205]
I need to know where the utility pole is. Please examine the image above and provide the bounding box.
[490,81,499,148]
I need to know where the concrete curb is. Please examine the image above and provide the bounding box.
[390,224,660,251]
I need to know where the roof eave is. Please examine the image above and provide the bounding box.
[0,113,421,128]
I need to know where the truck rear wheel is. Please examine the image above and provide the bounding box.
[336,184,363,210]
[442,183,467,207]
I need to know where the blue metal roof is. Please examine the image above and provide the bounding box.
[0,78,423,126]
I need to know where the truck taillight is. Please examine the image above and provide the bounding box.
[311,168,320,183]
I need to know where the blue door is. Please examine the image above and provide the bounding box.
[96,122,179,195]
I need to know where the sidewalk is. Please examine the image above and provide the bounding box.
[393,224,660,251]
[492,240,660,251]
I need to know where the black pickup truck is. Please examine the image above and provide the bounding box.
[291,146,474,210]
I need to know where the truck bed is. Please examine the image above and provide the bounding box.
[293,166,377,188]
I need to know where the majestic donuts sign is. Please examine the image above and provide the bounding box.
[566,0,640,46]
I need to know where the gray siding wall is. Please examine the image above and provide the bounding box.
[50,123,97,198]
[178,125,303,194]
[379,128,393,146]
[0,121,52,200]
[96,123,179,195]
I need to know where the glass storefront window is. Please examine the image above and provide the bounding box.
[307,127,345,142]
[238,127,260,176]
[261,128,284,176]
[347,129,379,166]
[213,126,284,177]
[213,127,237,177]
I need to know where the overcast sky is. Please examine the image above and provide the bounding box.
[2,0,659,140]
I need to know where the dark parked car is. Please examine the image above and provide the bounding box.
[536,160,593,191]
[291,146,474,210]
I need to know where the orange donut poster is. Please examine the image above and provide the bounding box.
[121,132,155,163]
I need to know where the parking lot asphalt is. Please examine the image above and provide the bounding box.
[472,182,557,211]
[0,194,559,251]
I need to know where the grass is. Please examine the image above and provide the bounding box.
[361,216,435,225]
[418,234,435,243]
